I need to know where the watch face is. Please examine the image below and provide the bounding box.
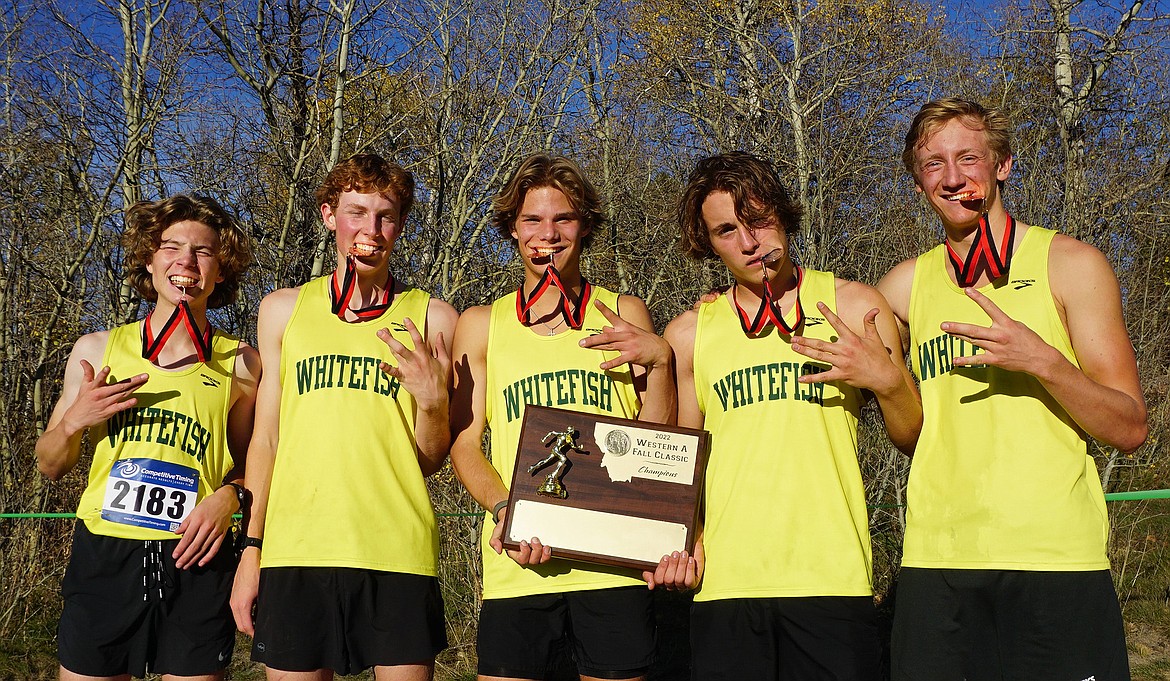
[229,483,248,507]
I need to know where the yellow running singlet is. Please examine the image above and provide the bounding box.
[905,227,1109,570]
[482,286,644,599]
[262,276,439,576]
[78,322,239,541]
[692,269,872,601]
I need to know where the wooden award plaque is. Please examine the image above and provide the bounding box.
[501,405,709,571]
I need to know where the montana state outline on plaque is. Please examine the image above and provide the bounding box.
[596,422,699,485]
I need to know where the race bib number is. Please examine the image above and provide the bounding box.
[101,458,199,532]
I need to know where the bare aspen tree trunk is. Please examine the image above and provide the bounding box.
[311,0,358,279]
[726,0,763,145]
[779,0,815,261]
[0,10,19,503]
[199,0,321,289]
[1049,0,1144,240]
[583,29,631,293]
[114,0,173,323]
[278,0,314,288]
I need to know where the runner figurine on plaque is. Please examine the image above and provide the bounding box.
[528,426,588,499]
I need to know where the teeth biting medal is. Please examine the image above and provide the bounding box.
[732,247,804,336]
[141,275,213,364]
[329,247,394,322]
[516,250,591,332]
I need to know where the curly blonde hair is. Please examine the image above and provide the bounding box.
[122,195,252,309]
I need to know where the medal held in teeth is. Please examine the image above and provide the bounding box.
[944,197,1016,288]
[733,248,804,336]
[141,275,214,364]
[329,248,394,322]
[516,251,591,333]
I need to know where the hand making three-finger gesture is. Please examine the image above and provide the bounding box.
[377,316,452,410]
[578,300,672,373]
[790,302,903,395]
[941,287,1061,377]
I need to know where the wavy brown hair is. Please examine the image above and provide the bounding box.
[314,153,415,221]
[491,153,603,248]
[677,152,803,260]
[902,98,1013,180]
[123,195,252,309]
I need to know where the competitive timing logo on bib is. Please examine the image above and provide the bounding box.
[115,460,142,478]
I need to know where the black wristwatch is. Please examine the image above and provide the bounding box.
[224,481,249,512]
[241,536,263,550]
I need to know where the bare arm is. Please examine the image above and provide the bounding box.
[172,342,261,569]
[945,237,1146,453]
[448,306,507,511]
[448,306,551,566]
[35,332,149,480]
[377,298,458,476]
[876,258,915,354]
[644,311,704,589]
[231,288,297,635]
[665,311,703,431]
[1049,237,1146,451]
[578,296,676,425]
[866,295,922,455]
[225,344,262,479]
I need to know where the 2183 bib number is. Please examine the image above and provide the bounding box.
[108,480,189,519]
[101,458,199,533]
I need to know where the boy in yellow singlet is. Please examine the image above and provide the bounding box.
[449,153,675,681]
[230,154,458,681]
[879,99,1147,680]
[648,152,921,681]
[36,195,260,681]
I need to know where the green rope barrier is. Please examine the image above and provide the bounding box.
[3,490,1168,520]
[1104,489,1170,501]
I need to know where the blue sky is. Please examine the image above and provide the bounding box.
[941,0,1008,26]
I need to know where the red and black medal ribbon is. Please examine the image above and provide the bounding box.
[946,213,1016,288]
[516,265,592,331]
[330,256,394,322]
[733,266,804,336]
[141,301,214,364]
